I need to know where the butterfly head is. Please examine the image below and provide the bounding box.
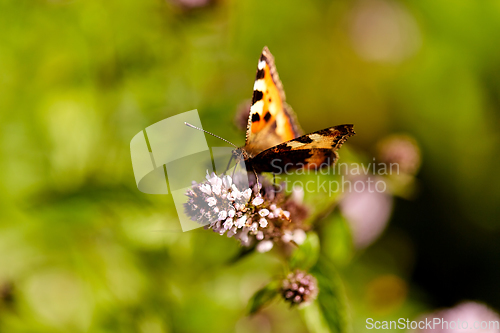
[232,147,250,162]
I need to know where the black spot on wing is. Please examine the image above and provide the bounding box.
[295,136,314,144]
[271,143,292,152]
[316,128,333,136]
[252,90,263,104]
[260,54,267,62]
[256,69,265,80]
[251,113,260,123]
[264,111,271,122]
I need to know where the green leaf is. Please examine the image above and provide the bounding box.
[289,231,320,271]
[320,214,354,267]
[247,280,280,315]
[311,257,349,333]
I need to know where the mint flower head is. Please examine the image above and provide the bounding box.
[281,270,318,306]
[377,134,421,175]
[184,171,309,252]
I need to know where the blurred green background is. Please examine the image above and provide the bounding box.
[1,0,500,332]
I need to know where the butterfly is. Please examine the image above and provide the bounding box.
[236,46,355,174]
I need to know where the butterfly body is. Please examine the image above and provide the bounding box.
[239,47,355,175]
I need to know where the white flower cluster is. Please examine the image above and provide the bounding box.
[185,172,293,251]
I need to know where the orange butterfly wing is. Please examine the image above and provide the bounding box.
[244,47,302,156]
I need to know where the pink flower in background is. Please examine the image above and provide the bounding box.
[377,134,421,175]
[349,0,421,63]
[339,176,393,248]
[168,0,212,9]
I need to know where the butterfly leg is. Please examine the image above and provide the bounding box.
[231,159,239,179]
[251,167,261,193]
[223,154,234,175]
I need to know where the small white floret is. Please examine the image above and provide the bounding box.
[259,209,270,217]
[256,240,274,253]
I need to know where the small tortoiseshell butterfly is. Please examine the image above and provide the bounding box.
[187,46,355,175]
[239,47,355,174]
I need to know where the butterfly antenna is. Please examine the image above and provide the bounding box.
[184,122,238,148]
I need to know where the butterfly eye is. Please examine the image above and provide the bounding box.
[232,148,246,159]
